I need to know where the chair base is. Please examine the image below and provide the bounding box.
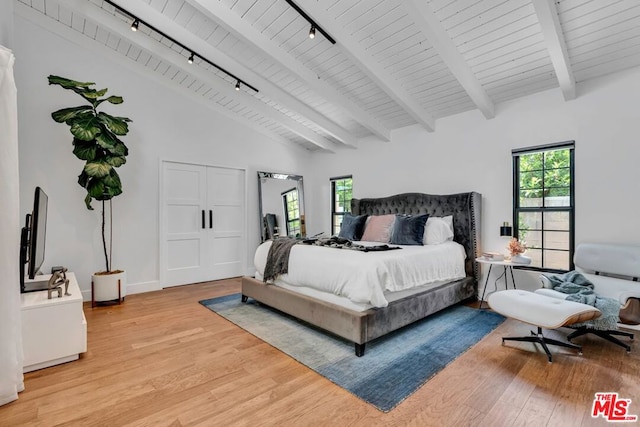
[568,327,634,352]
[502,327,582,363]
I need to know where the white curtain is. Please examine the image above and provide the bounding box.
[0,44,24,406]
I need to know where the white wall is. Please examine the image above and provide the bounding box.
[306,66,640,294]
[14,16,311,298]
[0,1,13,49]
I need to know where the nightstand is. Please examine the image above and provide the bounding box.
[476,257,518,309]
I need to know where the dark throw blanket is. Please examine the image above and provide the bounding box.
[263,238,299,282]
[308,236,402,252]
[543,271,621,330]
[263,236,402,282]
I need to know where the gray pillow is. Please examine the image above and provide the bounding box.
[390,214,429,245]
[338,213,368,241]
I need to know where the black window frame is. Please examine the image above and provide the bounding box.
[512,141,575,273]
[330,175,353,236]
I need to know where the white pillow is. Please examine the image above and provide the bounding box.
[424,215,454,245]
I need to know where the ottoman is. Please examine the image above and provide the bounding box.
[488,290,601,362]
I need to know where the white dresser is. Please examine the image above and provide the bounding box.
[21,272,87,372]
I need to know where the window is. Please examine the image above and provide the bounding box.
[282,188,301,237]
[513,141,575,271]
[330,176,353,235]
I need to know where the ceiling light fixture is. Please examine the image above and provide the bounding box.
[284,0,336,44]
[235,81,241,91]
[103,0,258,92]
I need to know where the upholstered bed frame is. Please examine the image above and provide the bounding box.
[241,191,482,356]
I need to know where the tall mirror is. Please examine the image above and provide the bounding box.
[258,171,306,242]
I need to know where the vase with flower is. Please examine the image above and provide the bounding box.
[507,238,532,264]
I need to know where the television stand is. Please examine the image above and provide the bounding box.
[21,272,87,372]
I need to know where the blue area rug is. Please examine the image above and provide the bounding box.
[199,294,504,412]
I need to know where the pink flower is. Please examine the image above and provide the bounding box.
[507,238,526,256]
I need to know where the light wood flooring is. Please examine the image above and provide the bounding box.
[2,278,638,426]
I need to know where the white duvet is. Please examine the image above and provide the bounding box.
[254,240,467,308]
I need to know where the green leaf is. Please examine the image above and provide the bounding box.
[82,88,108,99]
[87,178,106,200]
[103,169,123,196]
[94,95,124,108]
[106,156,126,167]
[106,96,123,104]
[95,129,118,149]
[84,193,94,210]
[78,170,89,188]
[84,161,112,178]
[97,112,130,135]
[70,115,100,141]
[48,75,95,89]
[51,106,92,123]
[111,142,128,157]
[72,138,98,161]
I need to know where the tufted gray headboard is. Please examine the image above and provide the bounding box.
[351,192,482,283]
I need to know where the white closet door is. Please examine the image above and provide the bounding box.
[161,161,246,287]
[207,167,245,280]
[162,162,208,286]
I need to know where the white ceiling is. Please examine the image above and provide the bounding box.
[16,0,640,152]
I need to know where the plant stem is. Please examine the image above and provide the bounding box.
[101,200,109,272]
[109,199,113,272]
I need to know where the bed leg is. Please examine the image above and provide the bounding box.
[241,294,248,303]
[355,343,365,357]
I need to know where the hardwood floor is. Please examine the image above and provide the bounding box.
[2,279,638,426]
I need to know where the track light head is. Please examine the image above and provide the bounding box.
[188,53,194,64]
[235,81,241,91]
[309,25,316,39]
[131,19,139,32]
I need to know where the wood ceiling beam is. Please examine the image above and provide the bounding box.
[109,0,358,148]
[186,0,391,141]
[405,0,495,120]
[532,0,576,101]
[53,0,336,152]
[297,1,436,132]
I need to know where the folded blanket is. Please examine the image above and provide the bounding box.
[543,271,621,330]
[263,238,299,282]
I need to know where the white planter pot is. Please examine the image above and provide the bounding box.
[92,270,126,302]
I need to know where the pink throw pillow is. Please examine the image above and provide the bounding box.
[361,214,396,243]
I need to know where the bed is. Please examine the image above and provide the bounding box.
[241,192,482,356]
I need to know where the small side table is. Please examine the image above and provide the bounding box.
[476,257,518,309]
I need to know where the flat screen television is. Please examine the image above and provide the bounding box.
[20,186,49,293]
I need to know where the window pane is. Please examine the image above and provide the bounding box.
[520,190,543,207]
[545,187,570,206]
[527,248,542,268]
[544,167,570,188]
[518,211,542,230]
[544,231,570,250]
[543,211,569,231]
[519,170,543,190]
[520,152,543,172]
[521,230,541,249]
[331,176,353,233]
[544,250,569,270]
[544,149,570,169]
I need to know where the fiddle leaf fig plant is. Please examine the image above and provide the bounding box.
[48,75,132,273]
